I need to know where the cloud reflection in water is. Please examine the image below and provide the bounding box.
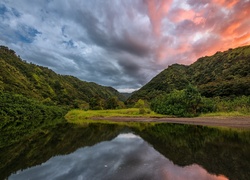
[10,133,228,180]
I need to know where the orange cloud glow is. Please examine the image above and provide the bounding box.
[145,0,173,37]
[169,8,195,22]
[233,33,250,46]
[153,0,250,66]
[161,164,229,180]
[213,0,239,8]
[222,22,241,37]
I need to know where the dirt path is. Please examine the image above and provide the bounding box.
[92,116,250,129]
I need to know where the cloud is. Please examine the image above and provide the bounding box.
[145,0,173,37]
[0,0,249,92]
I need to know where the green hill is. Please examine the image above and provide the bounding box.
[0,46,125,108]
[128,45,250,103]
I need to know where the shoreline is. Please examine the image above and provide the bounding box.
[92,116,250,129]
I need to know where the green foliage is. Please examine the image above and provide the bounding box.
[0,91,68,146]
[214,96,250,113]
[183,84,202,114]
[127,64,189,104]
[73,100,90,110]
[88,96,126,110]
[105,97,120,109]
[0,46,125,107]
[150,82,250,117]
[134,99,145,108]
[128,45,250,103]
[138,108,146,114]
[134,99,150,114]
[199,96,250,116]
[65,108,165,123]
[199,97,217,113]
[151,90,187,117]
[150,85,202,117]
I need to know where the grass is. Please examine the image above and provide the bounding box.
[200,111,250,117]
[65,108,167,124]
[65,108,250,121]
[65,108,250,127]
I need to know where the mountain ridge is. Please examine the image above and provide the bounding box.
[0,45,125,107]
[128,45,250,103]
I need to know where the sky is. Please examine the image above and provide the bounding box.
[0,0,250,93]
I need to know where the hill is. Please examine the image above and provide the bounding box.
[128,45,250,103]
[0,46,125,108]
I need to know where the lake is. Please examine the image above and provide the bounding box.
[1,122,250,180]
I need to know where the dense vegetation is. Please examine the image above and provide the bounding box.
[150,84,250,117]
[1,44,250,121]
[0,91,68,147]
[150,84,204,117]
[128,45,250,103]
[0,46,130,148]
[0,46,125,109]
[126,45,250,116]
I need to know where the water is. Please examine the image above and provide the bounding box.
[1,123,250,180]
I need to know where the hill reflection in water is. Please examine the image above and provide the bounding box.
[9,133,227,180]
[1,122,249,180]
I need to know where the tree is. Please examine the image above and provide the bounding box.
[134,99,149,114]
[184,84,202,114]
[106,97,119,109]
[89,96,103,110]
[150,85,202,117]
[79,101,90,111]
[134,99,145,108]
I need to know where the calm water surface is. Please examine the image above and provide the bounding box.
[1,123,249,180]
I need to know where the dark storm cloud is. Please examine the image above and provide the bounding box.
[112,32,152,57]
[69,1,152,57]
[118,58,141,77]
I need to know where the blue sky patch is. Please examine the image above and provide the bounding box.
[0,4,8,15]
[63,40,76,48]
[11,7,21,17]
[0,4,20,17]
[15,25,41,43]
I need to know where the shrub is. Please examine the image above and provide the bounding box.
[150,85,202,117]
[139,108,146,114]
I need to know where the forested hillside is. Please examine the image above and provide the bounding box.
[128,45,250,103]
[0,46,125,108]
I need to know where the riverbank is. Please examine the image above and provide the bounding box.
[65,109,250,129]
[92,116,250,129]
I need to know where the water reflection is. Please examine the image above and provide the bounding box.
[10,133,228,180]
[1,122,249,180]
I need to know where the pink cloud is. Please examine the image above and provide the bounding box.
[145,0,173,37]
[213,0,239,8]
[162,164,228,180]
[154,0,250,66]
[168,8,196,23]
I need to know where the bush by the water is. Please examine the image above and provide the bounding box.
[150,85,202,117]
[214,96,250,113]
[150,85,250,117]
[0,91,67,121]
[0,91,68,147]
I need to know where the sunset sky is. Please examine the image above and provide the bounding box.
[1,0,250,92]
